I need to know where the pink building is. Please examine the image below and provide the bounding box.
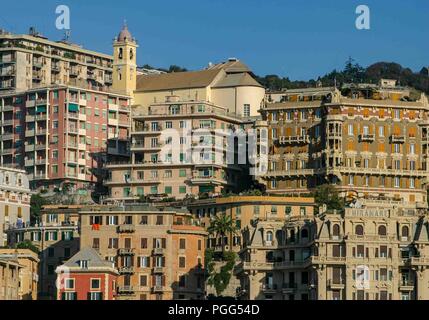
[0,85,131,190]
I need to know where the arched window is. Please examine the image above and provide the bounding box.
[402,226,409,237]
[301,229,309,239]
[118,48,123,59]
[266,231,273,242]
[378,225,387,236]
[333,224,340,237]
[355,225,364,236]
[130,49,134,60]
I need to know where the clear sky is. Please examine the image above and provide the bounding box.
[1,0,428,80]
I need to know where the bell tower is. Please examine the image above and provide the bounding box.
[112,22,138,96]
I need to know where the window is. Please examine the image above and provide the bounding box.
[91,279,100,290]
[394,177,400,188]
[138,256,150,268]
[156,216,163,225]
[378,225,387,236]
[379,126,384,137]
[65,278,75,289]
[179,239,186,250]
[89,292,102,301]
[266,231,273,243]
[243,104,250,117]
[140,216,148,225]
[179,186,187,194]
[348,124,353,136]
[140,275,148,286]
[179,257,186,268]
[355,225,364,236]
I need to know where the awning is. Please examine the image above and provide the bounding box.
[36,105,47,113]
[68,103,79,112]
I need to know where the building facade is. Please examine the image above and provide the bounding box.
[56,247,118,300]
[260,81,429,207]
[237,204,429,300]
[188,196,315,253]
[7,205,84,299]
[79,204,207,300]
[0,167,31,246]
[0,256,21,300]
[0,249,39,300]
[0,28,114,93]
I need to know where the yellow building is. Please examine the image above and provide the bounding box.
[0,249,39,300]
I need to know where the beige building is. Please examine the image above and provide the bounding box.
[0,166,31,246]
[0,249,39,300]
[105,58,266,201]
[237,203,429,300]
[7,205,83,299]
[0,256,21,300]
[79,204,207,300]
[0,28,114,93]
[261,80,429,207]
[188,196,315,253]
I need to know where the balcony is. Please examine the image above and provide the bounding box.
[25,130,35,137]
[281,283,297,294]
[399,280,414,291]
[117,286,135,295]
[131,142,163,151]
[390,135,405,144]
[2,120,13,126]
[25,159,35,167]
[118,248,135,256]
[359,134,375,142]
[153,248,164,255]
[152,285,165,293]
[153,266,165,274]
[2,105,13,112]
[25,115,35,122]
[0,148,13,155]
[117,224,136,233]
[189,175,228,186]
[278,135,310,145]
[118,267,135,275]
[328,279,345,290]
[1,133,13,141]
[25,145,35,152]
[51,64,60,73]
[263,169,315,178]
[261,284,278,294]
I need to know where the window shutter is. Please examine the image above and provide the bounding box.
[45,232,49,241]
[352,247,356,257]
[375,248,379,258]
[162,276,166,286]
[61,292,65,300]
[87,292,91,300]
[162,238,166,249]
[162,257,166,267]
[137,257,141,268]
[153,239,156,248]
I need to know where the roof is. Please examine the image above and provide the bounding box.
[212,73,263,88]
[136,69,222,92]
[208,59,252,74]
[61,247,116,272]
[117,24,133,42]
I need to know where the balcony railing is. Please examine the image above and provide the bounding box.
[117,224,136,233]
[278,135,310,145]
[390,135,405,143]
[117,286,135,294]
[359,134,375,142]
[118,267,135,275]
[118,248,135,256]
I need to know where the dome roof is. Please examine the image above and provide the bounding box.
[117,24,133,42]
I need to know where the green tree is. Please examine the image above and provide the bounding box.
[205,249,236,296]
[30,194,49,223]
[313,184,344,212]
[16,240,39,254]
[207,214,237,254]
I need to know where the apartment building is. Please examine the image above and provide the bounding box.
[188,196,315,253]
[236,204,429,300]
[0,85,131,190]
[56,247,119,300]
[79,204,207,300]
[260,80,429,207]
[0,249,39,300]
[7,205,84,299]
[105,58,265,201]
[0,166,31,246]
[0,256,22,300]
[0,28,114,93]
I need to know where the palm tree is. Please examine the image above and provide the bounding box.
[207,214,237,255]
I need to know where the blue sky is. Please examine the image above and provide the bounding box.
[1,0,428,80]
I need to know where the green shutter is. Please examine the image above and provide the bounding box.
[45,232,49,241]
